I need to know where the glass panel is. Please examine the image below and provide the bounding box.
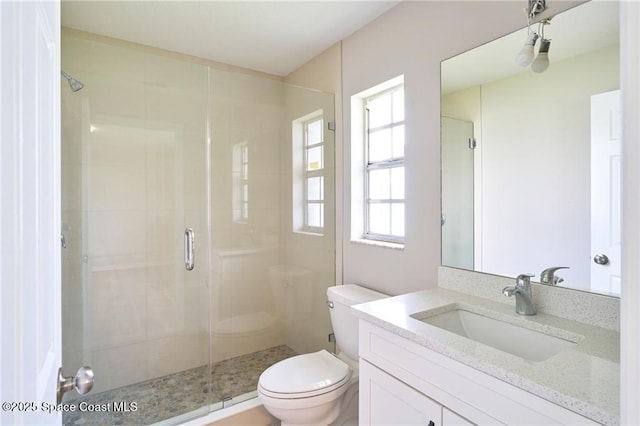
[63,29,336,426]
[391,166,405,199]
[307,146,323,170]
[242,202,249,220]
[61,31,212,425]
[307,202,324,228]
[242,144,248,162]
[210,74,335,412]
[393,89,405,122]
[307,176,323,201]
[392,125,405,159]
[369,168,390,200]
[368,128,392,162]
[391,204,405,237]
[369,203,391,235]
[367,92,392,128]
[307,118,323,145]
[243,183,249,201]
[441,118,474,270]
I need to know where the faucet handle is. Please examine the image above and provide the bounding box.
[542,266,570,273]
[540,266,570,285]
[515,273,535,287]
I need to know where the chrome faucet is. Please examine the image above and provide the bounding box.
[502,273,537,315]
[540,266,569,286]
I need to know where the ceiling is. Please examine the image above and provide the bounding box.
[61,0,400,77]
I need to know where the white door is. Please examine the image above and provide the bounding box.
[590,90,622,295]
[0,1,62,424]
[360,360,442,426]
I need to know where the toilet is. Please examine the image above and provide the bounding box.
[257,284,388,426]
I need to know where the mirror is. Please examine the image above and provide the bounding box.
[441,1,621,297]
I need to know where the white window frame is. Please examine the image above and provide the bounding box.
[364,84,405,244]
[233,141,249,223]
[292,110,325,235]
[302,115,325,233]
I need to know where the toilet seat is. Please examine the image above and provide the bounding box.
[259,350,351,399]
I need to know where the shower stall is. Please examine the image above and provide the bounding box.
[61,29,335,425]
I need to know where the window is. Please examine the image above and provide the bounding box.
[364,85,405,243]
[293,111,325,235]
[233,142,249,223]
[303,116,324,232]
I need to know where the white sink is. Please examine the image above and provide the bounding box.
[412,307,578,362]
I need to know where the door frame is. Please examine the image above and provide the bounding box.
[0,0,62,424]
[620,1,640,424]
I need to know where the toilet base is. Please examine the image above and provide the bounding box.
[260,382,358,426]
[329,380,358,426]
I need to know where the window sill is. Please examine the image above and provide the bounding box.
[350,238,404,251]
[294,230,324,237]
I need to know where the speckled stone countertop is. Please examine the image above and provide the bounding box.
[352,288,620,425]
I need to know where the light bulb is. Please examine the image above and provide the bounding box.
[516,32,539,67]
[531,39,551,73]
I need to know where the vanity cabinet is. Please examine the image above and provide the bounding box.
[361,359,474,425]
[358,321,599,426]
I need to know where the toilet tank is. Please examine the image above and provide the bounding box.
[327,284,388,360]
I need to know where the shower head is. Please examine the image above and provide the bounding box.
[61,70,84,92]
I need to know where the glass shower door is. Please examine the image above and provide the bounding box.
[441,116,474,270]
[61,31,211,425]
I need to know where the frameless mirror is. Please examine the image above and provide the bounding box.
[441,1,621,297]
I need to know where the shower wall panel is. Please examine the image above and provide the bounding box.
[209,69,286,362]
[208,70,336,363]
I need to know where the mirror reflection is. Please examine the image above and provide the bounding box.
[441,1,620,296]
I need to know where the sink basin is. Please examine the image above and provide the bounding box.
[412,307,578,362]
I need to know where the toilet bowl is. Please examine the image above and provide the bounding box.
[257,284,387,426]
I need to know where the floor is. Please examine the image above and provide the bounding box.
[62,345,296,426]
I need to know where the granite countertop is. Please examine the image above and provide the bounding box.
[352,288,620,425]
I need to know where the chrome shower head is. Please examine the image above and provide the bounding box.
[61,70,84,92]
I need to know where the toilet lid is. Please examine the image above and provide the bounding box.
[259,350,350,396]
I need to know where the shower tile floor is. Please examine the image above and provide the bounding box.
[63,345,296,426]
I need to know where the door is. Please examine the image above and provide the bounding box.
[360,360,442,426]
[441,117,474,270]
[590,90,621,295]
[0,1,62,424]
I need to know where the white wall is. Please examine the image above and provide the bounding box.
[341,1,582,296]
[481,46,618,288]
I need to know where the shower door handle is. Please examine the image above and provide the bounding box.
[184,227,195,271]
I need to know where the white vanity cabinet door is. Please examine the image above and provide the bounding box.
[361,359,442,426]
